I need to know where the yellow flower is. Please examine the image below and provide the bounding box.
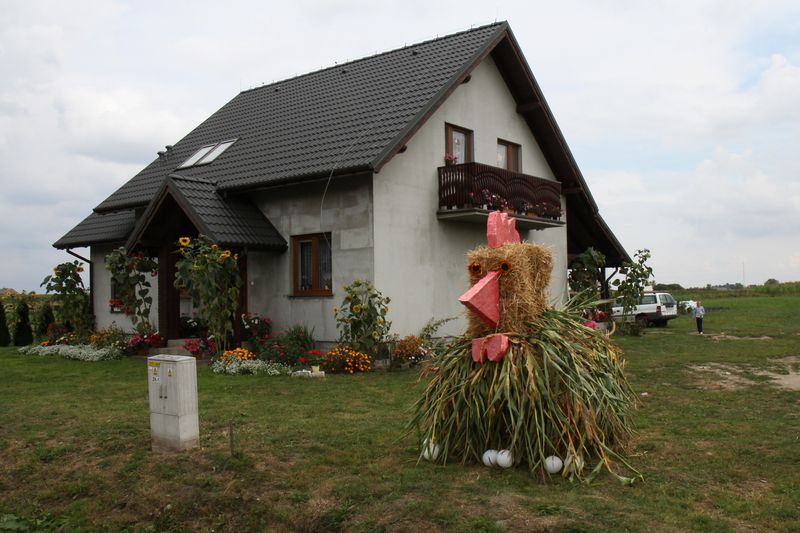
[211,244,219,250]
[372,330,379,339]
[333,307,340,315]
[352,304,361,314]
[179,237,191,246]
[377,319,383,326]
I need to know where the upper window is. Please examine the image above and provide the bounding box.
[496,139,521,171]
[445,124,473,164]
[640,294,657,305]
[292,233,332,296]
[178,139,237,169]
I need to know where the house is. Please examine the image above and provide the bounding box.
[54,22,628,343]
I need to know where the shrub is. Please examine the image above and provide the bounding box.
[13,299,33,346]
[333,279,391,356]
[30,300,55,342]
[322,345,373,374]
[183,336,216,358]
[241,313,272,340]
[256,325,315,367]
[0,299,9,347]
[418,316,456,358]
[19,344,123,361]
[89,325,128,353]
[393,335,422,366]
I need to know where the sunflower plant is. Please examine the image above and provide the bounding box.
[40,261,91,334]
[104,248,158,334]
[333,279,391,356]
[174,235,241,353]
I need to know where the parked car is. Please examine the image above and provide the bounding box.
[611,292,679,327]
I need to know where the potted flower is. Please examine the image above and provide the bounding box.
[444,153,458,166]
[305,349,325,373]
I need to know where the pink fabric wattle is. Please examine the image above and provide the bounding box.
[471,334,510,363]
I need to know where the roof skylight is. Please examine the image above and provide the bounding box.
[177,139,237,168]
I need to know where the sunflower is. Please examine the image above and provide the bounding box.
[211,244,219,251]
[372,330,379,339]
[352,304,362,314]
[179,237,191,246]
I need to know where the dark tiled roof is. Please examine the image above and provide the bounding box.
[168,176,286,249]
[94,22,507,212]
[123,176,286,251]
[54,210,136,249]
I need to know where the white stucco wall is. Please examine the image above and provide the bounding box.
[90,244,160,333]
[249,176,373,342]
[373,56,568,337]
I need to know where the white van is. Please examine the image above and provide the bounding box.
[611,292,678,327]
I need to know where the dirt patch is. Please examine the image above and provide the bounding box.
[709,333,772,341]
[689,364,756,390]
[689,356,800,391]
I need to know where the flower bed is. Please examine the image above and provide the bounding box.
[322,345,373,374]
[18,344,123,362]
[210,347,292,375]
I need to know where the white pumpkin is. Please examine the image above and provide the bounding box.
[422,438,441,461]
[496,449,514,468]
[564,454,584,474]
[482,449,498,467]
[544,455,563,474]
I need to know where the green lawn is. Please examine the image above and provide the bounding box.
[1,296,799,531]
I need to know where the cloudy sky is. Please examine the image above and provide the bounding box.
[1,0,798,292]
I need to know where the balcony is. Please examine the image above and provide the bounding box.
[437,162,564,230]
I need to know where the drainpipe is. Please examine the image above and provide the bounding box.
[66,249,94,324]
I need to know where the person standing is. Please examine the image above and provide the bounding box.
[693,301,705,335]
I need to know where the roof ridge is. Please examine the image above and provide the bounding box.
[168,173,218,186]
[239,21,507,95]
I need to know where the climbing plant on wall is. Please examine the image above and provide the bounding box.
[104,248,158,334]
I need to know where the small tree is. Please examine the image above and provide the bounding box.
[174,235,241,353]
[0,298,9,346]
[41,261,91,334]
[612,249,654,335]
[104,248,158,334]
[333,279,391,356]
[13,299,33,346]
[568,247,606,301]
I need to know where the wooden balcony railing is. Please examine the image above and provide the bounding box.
[438,162,562,219]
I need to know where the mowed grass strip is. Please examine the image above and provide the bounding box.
[0,296,798,531]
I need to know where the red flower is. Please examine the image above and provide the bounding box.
[300,357,306,364]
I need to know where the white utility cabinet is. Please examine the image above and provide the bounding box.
[147,355,199,451]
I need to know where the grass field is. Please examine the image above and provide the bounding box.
[1,296,799,532]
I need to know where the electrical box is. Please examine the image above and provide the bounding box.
[148,355,199,451]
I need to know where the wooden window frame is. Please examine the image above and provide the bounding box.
[445,123,474,164]
[497,139,521,171]
[291,232,333,297]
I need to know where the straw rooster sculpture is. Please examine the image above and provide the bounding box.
[410,211,639,483]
